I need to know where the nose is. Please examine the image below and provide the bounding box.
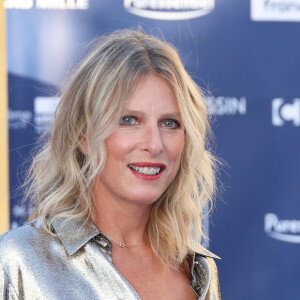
[139,124,164,157]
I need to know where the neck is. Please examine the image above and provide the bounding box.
[91,182,152,246]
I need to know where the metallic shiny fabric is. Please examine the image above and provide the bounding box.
[0,219,221,299]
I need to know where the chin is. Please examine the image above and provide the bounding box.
[128,192,162,206]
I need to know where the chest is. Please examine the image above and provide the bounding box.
[112,250,196,300]
[8,242,213,300]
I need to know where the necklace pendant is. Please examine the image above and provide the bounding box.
[118,242,125,248]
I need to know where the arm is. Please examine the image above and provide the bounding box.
[0,263,18,300]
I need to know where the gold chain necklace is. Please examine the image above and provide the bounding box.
[105,234,146,248]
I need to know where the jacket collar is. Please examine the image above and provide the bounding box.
[50,217,219,259]
[191,244,220,260]
[51,217,100,256]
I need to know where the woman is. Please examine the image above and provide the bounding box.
[0,29,221,299]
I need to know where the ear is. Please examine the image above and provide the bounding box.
[79,137,88,155]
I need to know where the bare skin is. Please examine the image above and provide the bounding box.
[112,243,196,300]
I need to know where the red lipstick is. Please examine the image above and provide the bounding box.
[128,162,166,181]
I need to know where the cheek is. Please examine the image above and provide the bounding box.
[104,131,137,164]
[104,135,123,168]
[165,135,185,165]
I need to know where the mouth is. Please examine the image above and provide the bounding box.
[128,163,166,180]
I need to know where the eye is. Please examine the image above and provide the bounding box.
[120,116,136,126]
[162,119,180,128]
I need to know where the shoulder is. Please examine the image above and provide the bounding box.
[193,246,220,284]
[0,220,57,266]
[0,222,36,253]
[189,248,221,300]
[193,253,220,283]
[0,220,40,247]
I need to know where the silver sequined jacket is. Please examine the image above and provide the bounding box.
[0,219,221,300]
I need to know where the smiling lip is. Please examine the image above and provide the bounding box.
[128,162,166,181]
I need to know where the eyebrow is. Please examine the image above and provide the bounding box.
[124,109,182,120]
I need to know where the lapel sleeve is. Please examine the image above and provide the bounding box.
[191,254,221,300]
[202,257,221,300]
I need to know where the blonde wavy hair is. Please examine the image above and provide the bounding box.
[27,29,217,269]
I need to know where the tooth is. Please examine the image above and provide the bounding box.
[129,165,161,175]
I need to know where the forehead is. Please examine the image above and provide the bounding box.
[126,74,180,114]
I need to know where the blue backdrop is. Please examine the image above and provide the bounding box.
[7,1,300,299]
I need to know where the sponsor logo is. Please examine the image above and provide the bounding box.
[124,0,214,20]
[8,108,33,129]
[251,0,300,22]
[265,213,300,243]
[206,96,247,116]
[4,0,88,10]
[34,96,60,133]
[272,98,300,126]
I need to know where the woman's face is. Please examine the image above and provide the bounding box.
[96,74,185,206]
